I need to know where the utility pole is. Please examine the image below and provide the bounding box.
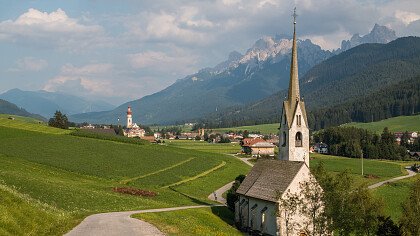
[361,151,364,176]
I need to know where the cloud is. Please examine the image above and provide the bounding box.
[12,57,48,71]
[0,8,111,51]
[395,10,420,26]
[43,63,115,96]
[128,49,199,77]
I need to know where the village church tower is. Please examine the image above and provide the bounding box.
[278,9,309,166]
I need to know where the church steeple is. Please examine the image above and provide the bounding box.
[287,7,300,108]
[278,8,309,166]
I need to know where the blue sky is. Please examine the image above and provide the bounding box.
[1,0,419,105]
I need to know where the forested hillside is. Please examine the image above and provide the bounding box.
[0,99,45,121]
[198,37,420,130]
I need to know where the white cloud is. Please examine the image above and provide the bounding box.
[395,10,420,26]
[43,63,115,96]
[0,8,110,51]
[128,50,198,76]
[14,57,48,71]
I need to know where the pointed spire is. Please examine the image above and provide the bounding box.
[287,7,300,106]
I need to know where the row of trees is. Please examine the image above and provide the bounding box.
[314,126,409,160]
[279,163,420,235]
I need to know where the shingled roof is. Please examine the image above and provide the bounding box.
[236,160,305,202]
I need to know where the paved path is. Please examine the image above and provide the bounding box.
[65,205,220,236]
[368,167,417,189]
[207,181,234,204]
[206,155,254,204]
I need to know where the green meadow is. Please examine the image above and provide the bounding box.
[0,116,250,235]
[373,176,420,221]
[310,153,405,186]
[342,115,420,133]
[165,139,240,154]
[213,123,280,134]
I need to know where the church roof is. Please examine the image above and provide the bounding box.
[236,159,305,202]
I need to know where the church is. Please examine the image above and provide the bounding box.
[234,9,314,236]
[123,106,145,138]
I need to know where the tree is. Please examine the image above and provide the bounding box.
[313,162,384,235]
[376,216,401,236]
[226,174,246,210]
[48,110,69,129]
[400,178,420,236]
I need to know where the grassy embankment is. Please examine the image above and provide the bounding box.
[342,114,420,133]
[0,115,250,235]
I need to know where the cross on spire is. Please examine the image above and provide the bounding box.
[293,7,297,24]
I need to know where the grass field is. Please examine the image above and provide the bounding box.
[0,119,250,235]
[133,206,241,236]
[310,153,405,186]
[165,140,240,154]
[0,114,70,134]
[342,115,420,133]
[373,176,420,221]
[213,123,280,135]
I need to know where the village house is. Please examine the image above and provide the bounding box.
[235,11,319,235]
[395,131,418,145]
[313,142,328,154]
[240,138,276,157]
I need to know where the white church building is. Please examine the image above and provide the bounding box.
[235,9,315,236]
[123,106,145,138]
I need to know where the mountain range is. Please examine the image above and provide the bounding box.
[0,89,115,119]
[70,24,397,125]
[202,36,420,130]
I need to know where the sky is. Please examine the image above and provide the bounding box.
[0,0,419,105]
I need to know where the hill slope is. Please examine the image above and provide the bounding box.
[202,37,420,129]
[0,89,115,119]
[0,99,45,121]
[342,115,420,133]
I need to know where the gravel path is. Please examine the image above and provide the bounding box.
[65,205,219,236]
[368,167,417,189]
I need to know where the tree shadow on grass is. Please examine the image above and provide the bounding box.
[211,206,236,226]
[168,187,211,206]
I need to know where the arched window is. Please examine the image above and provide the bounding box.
[282,132,287,147]
[296,132,302,147]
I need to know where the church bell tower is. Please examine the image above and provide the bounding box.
[278,8,310,166]
[127,106,133,128]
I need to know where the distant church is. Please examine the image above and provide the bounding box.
[235,9,313,236]
[123,106,145,138]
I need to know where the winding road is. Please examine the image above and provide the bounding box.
[65,157,417,236]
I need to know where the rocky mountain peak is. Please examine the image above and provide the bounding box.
[340,24,397,51]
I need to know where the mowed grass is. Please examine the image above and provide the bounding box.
[342,115,420,133]
[133,206,242,236]
[373,176,420,221]
[310,153,404,185]
[0,124,250,234]
[213,123,280,135]
[165,140,240,154]
[0,114,70,134]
